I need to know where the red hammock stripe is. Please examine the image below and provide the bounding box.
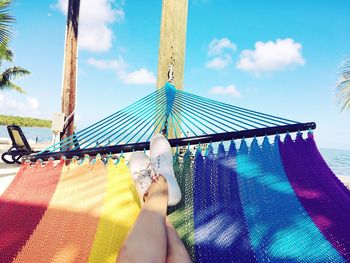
[0,160,63,263]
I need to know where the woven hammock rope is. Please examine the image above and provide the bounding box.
[33,82,314,161]
[1,132,349,263]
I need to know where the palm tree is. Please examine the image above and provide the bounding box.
[0,49,30,93]
[0,0,14,57]
[0,0,30,93]
[336,58,350,110]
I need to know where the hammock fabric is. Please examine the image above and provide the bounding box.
[0,133,349,263]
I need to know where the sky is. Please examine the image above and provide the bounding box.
[0,0,349,149]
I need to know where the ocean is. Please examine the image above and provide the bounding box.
[0,125,52,144]
[0,125,349,176]
[319,148,350,177]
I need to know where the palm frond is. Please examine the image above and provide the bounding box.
[340,60,350,76]
[0,0,14,56]
[1,47,13,61]
[0,66,30,93]
[5,81,25,93]
[2,66,30,80]
[336,58,350,110]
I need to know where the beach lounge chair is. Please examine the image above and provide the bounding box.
[1,125,36,164]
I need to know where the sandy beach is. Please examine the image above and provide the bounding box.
[0,141,51,195]
[338,175,350,189]
[0,140,349,196]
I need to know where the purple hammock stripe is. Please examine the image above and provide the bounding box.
[193,144,255,263]
[280,133,350,261]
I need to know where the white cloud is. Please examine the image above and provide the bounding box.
[208,38,237,56]
[55,0,124,52]
[236,38,305,74]
[122,68,156,85]
[27,98,39,110]
[209,85,241,97]
[87,58,156,85]
[87,57,127,72]
[206,55,232,70]
[0,94,41,117]
[206,38,236,70]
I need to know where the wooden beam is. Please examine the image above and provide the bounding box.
[60,0,80,141]
[157,0,188,90]
[156,0,188,139]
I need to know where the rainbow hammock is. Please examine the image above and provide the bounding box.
[1,83,350,262]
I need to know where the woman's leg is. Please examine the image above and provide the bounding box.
[117,176,168,263]
[118,134,190,262]
[165,217,192,263]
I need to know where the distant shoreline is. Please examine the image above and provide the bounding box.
[0,115,52,128]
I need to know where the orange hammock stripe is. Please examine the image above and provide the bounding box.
[13,159,108,263]
[0,160,63,262]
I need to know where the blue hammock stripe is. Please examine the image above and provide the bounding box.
[235,137,343,262]
[187,134,347,262]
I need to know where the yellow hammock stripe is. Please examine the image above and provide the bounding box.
[14,159,108,263]
[88,157,141,263]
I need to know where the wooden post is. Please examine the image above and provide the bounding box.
[156,0,188,139]
[157,0,188,91]
[60,0,80,141]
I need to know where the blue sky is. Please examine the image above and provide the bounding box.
[0,0,349,149]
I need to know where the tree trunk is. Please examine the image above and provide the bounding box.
[60,0,80,143]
